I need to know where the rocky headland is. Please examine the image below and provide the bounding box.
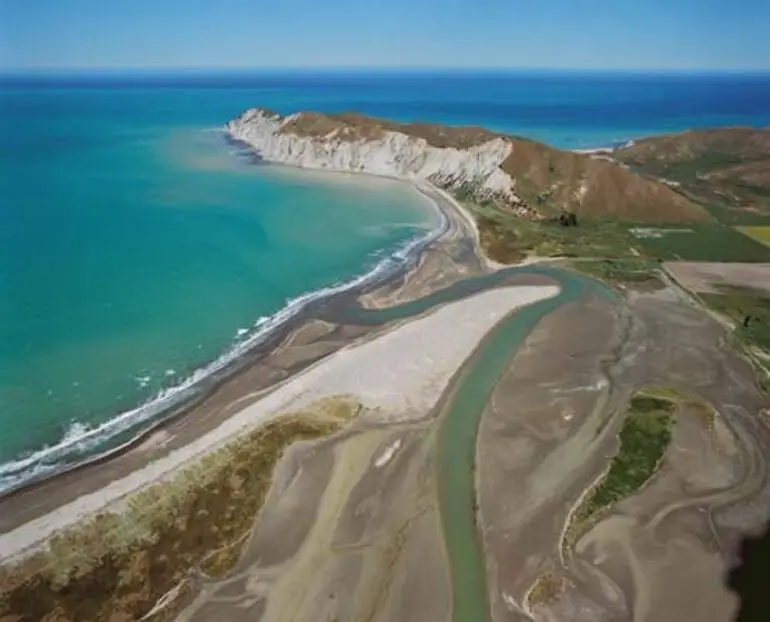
[226,108,708,223]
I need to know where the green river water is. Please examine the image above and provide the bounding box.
[339,266,614,621]
[438,268,584,622]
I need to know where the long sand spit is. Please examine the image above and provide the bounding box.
[0,283,559,564]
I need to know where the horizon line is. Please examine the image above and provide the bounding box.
[2,66,770,76]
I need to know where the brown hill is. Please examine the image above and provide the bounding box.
[273,110,709,223]
[614,127,770,215]
[616,127,770,166]
[499,139,707,222]
[278,112,499,149]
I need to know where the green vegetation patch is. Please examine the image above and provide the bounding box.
[639,387,717,425]
[574,394,675,526]
[470,203,770,265]
[700,286,770,353]
[527,572,564,607]
[574,259,663,288]
[633,223,770,262]
[0,396,360,622]
[471,205,643,263]
[697,285,770,393]
[737,226,770,247]
[704,203,770,227]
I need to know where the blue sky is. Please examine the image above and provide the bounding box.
[1,0,769,71]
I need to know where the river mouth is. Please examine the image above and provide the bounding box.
[340,263,616,620]
[0,256,621,622]
[432,266,616,621]
[0,115,443,497]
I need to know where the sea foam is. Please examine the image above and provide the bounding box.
[0,193,448,495]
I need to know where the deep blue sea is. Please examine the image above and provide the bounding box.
[2,71,769,492]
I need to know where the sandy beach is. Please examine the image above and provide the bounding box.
[0,282,558,564]
[4,167,769,622]
[0,174,554,565]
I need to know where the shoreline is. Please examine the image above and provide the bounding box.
[0,164,454,499]
[0,282,560,565]
[0,163,508,561]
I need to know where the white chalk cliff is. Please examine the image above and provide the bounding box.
[225,109,524,205]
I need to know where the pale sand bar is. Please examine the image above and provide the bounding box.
[0,283,558,563]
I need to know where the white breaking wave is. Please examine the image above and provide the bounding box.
[0,200,449,495]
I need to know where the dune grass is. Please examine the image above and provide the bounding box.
[0,396,360,622]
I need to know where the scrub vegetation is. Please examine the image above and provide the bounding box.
[614,127,770,219]
[700,286,770,354]
[564,392,676,553]
[0,396,360,622]
[577,395,675,522]
[574,259,663,288]
[471,204,643,263]
[527,572,564,607]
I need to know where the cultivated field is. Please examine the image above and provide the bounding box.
[738,226,770,247]
[664,261,770,296]
[665,261,770,371]
[634,225,770,262]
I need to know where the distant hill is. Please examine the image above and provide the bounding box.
[615,127,770,219]
[496,137,707,222]
[228,109,709,224]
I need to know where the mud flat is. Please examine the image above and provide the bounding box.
[482,275,770,622]
[4,258,769,622]
[4,163,770,622]
[664,261,770,296]
[0,248,559,621]
[0,172,495,621]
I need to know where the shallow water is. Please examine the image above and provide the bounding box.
[429,267,612,620]
[175,266,613,620]
[0,88,436,491]
[330,264,615,618]
[2,69,767,491]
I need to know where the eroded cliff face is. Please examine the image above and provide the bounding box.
[226,108,529,212]
[226,109,708,223]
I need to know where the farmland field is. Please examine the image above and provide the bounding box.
[634,225,770,262]
[737,226,770,247]
[699,286,770,353]
[471,206,642,262]
[470,203,770,263]
[664,262,770,297]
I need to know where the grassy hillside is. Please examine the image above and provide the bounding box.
[470,202,770,265]
[499,139,707,222]
[615,127,770,220]
[272,110,709,224]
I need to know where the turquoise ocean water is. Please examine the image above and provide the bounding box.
[1,71,769,492]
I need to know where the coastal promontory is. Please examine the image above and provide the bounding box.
[227,108,708,223]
